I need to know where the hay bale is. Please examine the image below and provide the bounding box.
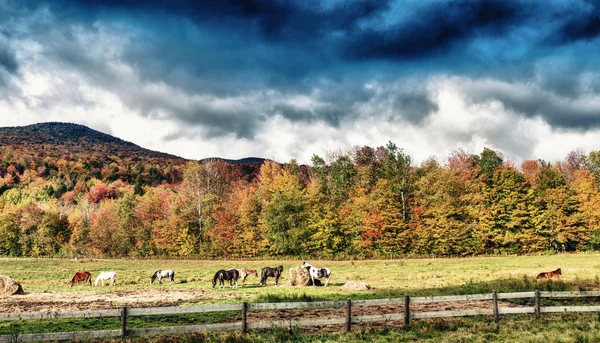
[288,266,311,286]
[0,275,24,297]
[288,267,307,286]
[341,281,371,291]
[289,267,324,286]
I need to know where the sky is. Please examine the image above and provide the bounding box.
[1,0,600,165]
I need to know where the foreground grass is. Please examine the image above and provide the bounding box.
[28,313,600,343]
[0,312,236,335]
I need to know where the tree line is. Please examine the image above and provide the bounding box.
[1,143,600,258]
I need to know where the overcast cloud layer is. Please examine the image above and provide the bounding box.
[1,0,600,165]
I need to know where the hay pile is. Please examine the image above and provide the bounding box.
[341,281,371,291]
[288,266,322,286]
[0,275,24,297]
[289,266,310,286]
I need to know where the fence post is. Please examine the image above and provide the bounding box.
[404,295,410,326]
[346,298,352,332]
[492,291,499,323]
[242,302,248,334]
[535,290,540,319]
[120,306,127,339]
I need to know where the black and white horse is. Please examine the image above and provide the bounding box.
[150,270,175,284]
[260,265,283,286]
[301,262,331,287]
[212,269,240,289]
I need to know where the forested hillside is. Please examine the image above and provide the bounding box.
[1,123,600,259]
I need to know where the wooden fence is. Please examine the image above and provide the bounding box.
[3,290,600,342]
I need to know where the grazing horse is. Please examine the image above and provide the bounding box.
[537,268,562,279]
[69,271,92,287]
[212,269,239,289]
[260,266,283,286]
[228,268,259,287]
[150,270,175,284]
[302,262,331,287]
[95,271,117,286]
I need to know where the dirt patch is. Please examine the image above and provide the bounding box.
[1,289,255,312]
[248,300,521,334]
[2,287,525,334]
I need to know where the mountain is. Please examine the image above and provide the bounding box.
[0,122,183,161]
[0,122,270,188]
[200,157,266,165]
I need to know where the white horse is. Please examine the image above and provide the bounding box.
[150,270,175,284]
[301,262,331,287]
[95,271,116,286]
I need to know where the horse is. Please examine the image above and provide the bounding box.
[69,271,92,287]
[95,271,117,286]
[212,269,239,289]
[536,268,562,279]
[150,270,175,284]
[302,262,331,287]
[228,268,259,287]
[260,266,283,286]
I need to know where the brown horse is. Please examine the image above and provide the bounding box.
[260,266,283,286]
[536,268,561,279]
[228,268,259,287]
[69,271,92,287]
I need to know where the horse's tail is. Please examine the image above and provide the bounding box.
[171,270,175,282]
[260,268,266,285]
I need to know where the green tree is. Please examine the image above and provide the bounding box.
[329,155,357,207]
[262,170,307,255]
[474,147,503,181]
[0,213,20,256]
[383,142,413,221]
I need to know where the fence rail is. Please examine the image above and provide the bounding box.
[4,290,600,342]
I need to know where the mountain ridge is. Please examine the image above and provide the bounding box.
[0,122,183,161]
[0,122,266,164]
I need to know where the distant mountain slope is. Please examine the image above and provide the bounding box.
[200,157,266,165]
[0,122,184,161]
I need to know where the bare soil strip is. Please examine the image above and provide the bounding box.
[2,289,254,312]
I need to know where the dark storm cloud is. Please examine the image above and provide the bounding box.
[50,0,392,42]
[0,34,18,87]
[0,36,18,74]
[392,91,439,124]
[550,0,600,43]
[462,80,600,130]
[344,0,530,60]
[5,0,600,138]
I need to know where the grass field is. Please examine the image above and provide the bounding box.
[5,253,600,298]
[3,253,600,341]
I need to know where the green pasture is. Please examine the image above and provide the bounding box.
[3,253,600,299]
[4,253,600,340]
